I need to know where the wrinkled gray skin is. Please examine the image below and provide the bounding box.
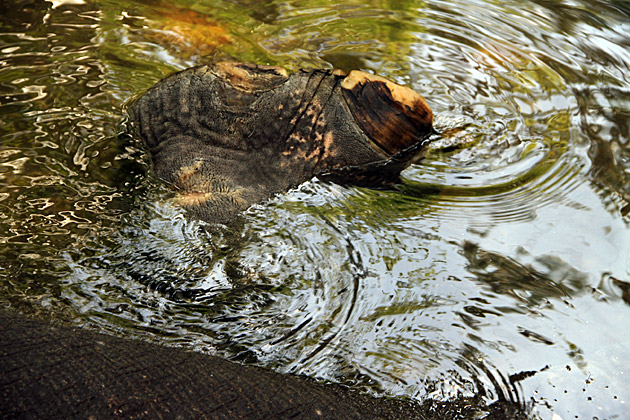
[128,62,433,223]
[0,64,530,419]
[0,310,529,419]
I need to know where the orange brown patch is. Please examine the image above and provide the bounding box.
[341,70,433,156]
[212,62,289,92]
[146,7,231,57]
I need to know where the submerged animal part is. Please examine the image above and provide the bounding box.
[127,62,433,223]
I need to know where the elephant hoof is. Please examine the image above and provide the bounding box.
[128,62,433,223]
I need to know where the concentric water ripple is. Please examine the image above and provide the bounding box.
[1,0,630,418]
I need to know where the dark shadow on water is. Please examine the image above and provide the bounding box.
[462,241,590,305]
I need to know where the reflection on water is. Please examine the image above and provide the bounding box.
[1,0,630,418]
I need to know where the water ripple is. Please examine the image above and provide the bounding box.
[1,0,630,418]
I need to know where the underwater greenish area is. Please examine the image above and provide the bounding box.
[1,0,629,418]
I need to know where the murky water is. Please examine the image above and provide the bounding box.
[2,0,630,418]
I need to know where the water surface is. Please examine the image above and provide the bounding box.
[1,0,629,418]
